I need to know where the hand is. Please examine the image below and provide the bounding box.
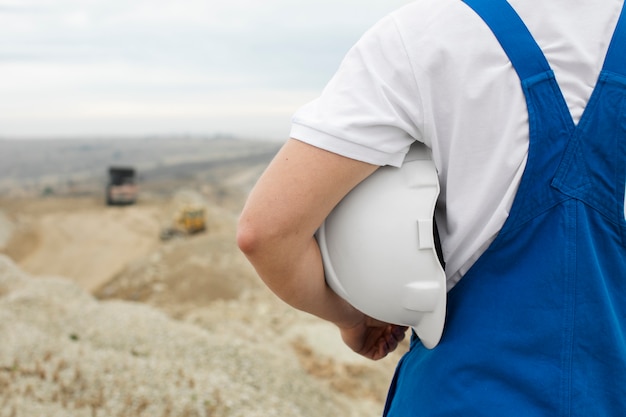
[338,315,408,361]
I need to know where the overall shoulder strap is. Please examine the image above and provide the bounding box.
[460,0,573,231]
[461,0,551,81]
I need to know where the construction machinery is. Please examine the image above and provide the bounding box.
[106,166,138,205]
[160,190,207,240]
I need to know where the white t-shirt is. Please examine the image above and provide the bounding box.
[290,0,623,288]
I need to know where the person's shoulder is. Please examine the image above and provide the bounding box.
[390,0,474,25]
[382,0,483,43]
[353,0,464,48]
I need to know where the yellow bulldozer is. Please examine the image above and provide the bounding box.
[160,190,207,240]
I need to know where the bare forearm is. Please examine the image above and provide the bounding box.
[239,222,362,328]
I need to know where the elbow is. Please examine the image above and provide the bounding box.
[236,215,260,258]
[236,210,277,261]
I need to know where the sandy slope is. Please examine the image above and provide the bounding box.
[0,211,13,252]
[18,205,161,292]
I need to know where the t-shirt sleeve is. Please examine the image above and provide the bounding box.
[289,15,424,167]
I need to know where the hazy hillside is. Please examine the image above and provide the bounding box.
[0,136,280,201]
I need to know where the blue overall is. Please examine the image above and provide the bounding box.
[383,0,626,415]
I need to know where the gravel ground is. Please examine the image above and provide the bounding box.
[0,255,404,417]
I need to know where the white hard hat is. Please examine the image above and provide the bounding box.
[316,141,446,349]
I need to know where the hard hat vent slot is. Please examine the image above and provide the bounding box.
[418,219,435,249]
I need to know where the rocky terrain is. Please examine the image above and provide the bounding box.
[0,137,406,417]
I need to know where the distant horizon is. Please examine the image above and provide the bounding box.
[0,131,285,142]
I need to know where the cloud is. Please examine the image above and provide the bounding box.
[0,0,411,138]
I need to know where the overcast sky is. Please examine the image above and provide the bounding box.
[0,0,411,140]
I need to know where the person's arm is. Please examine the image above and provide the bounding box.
[237,138,407,360]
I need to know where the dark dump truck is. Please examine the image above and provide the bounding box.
[106,166,138,205]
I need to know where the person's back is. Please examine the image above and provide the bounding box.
[238,1,626,415]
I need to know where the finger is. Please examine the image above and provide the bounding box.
[387,330,403,352]
[372,341,388,361]
[380,325,408,357]
[373,331,395,360]
[392,325,408,342]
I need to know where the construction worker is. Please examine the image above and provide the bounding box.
[237,0,626,414]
